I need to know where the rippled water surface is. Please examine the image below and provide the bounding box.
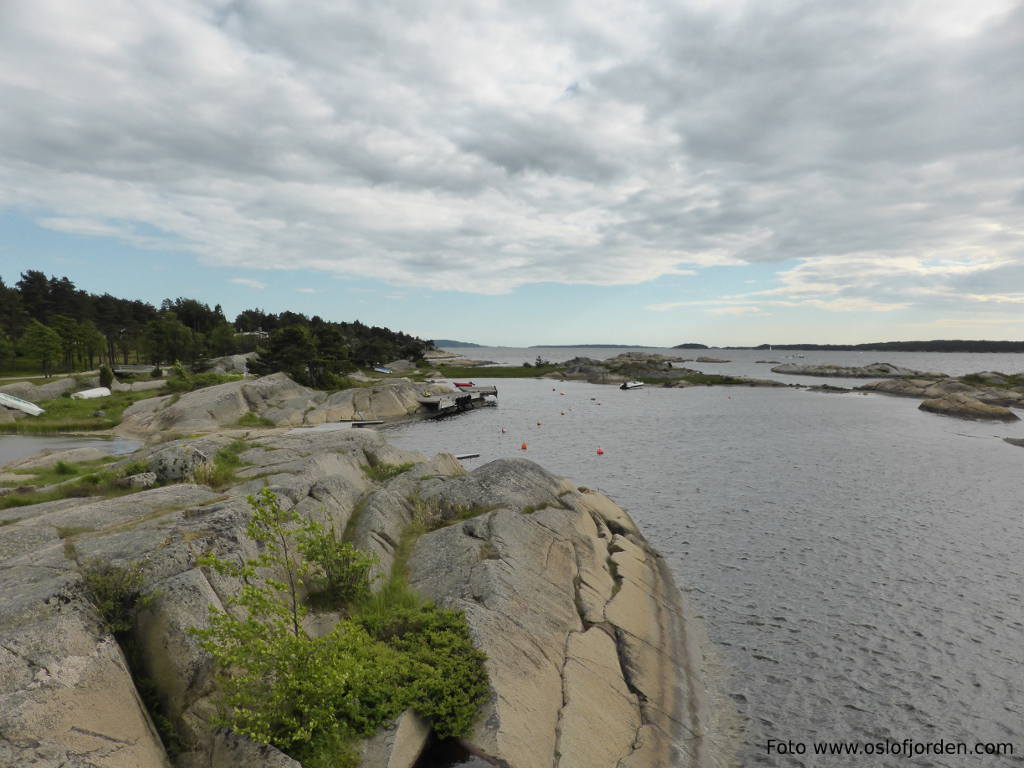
[384,370,1024,766]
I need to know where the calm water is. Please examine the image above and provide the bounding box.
[386,360,1024,766]
[0,435,141,467]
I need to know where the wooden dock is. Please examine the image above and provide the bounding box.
[417,385,497,417]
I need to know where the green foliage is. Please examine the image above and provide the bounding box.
[0,388,165,434]
[961,371,1024,389]
[0,331,15,368]
[80,558,152,634]
[19,318,63,375]
[355,604,489,739]
[151,365,163,378]
[299,518,378,608]
[98,363,114,389]
[362,461,415,483]
[195,440,251,490]
[191,489,488,759]
[53,460,77,476]
[164,370,242,394]
[235,411,275,427]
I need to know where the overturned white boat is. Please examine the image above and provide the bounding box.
[0,391,45,416]
[71,387,112,400]
[619,381,644,390]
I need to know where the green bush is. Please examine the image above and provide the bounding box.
[299,520,378,608]
[362,462,414,483]
[151,365,163,379]
[98,364,114,389]
[80,558,152,635]
[191,489,488,760]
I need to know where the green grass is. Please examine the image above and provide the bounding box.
[0,456,151,510]
[675,372,759,386]
[235,411,275,427]
[163,372,243,394]
[0,389,167,433]
[960,372,1024,390]
[437,364,560,378]
[1,456,117,489]
[362,462,415,483]
[194,440,250,489]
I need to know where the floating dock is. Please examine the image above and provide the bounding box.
[417,385,497,417]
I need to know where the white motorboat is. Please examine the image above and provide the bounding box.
[619,381,644,390]
[0,391,45,416]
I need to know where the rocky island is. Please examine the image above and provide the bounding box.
[0,375,734,768]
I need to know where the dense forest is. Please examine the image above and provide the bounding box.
[0,271,433,384]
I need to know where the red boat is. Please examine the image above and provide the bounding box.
[452,381,475,388]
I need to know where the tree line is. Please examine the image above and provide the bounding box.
[0,271,432,381]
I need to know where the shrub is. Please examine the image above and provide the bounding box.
[299,520,377,608]
[191,489,488,760]
[151,365,163,379]
[362,462,414,483]
[98,364,114,389]
[80,558,152,635]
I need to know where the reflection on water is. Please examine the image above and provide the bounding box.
[384,376,1024,767]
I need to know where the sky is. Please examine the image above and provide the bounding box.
[1,0,1022,347]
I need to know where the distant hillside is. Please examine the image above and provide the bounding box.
[530,344,652,349]
[433,339,483,347]
[753,340,1024,353]
[672,343,709,349]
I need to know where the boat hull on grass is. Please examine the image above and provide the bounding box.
[0,392,45,416]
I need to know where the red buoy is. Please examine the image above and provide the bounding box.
[521,442,528,450]
[596,447,605,455]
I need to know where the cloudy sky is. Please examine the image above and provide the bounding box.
[1,0,1022,346]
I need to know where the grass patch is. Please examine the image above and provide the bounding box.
[235,411,275,427]
[362,461,415,484]
[0,518,17,527]
[194,440,250,490]
[0,389,166,433]
[437,364,560,378]
[960,372,1024,390]
[56,525,95,538]
[0,459,154,510]
[675,372,756,386]
[164,372,243,394]
[407,493,498,532]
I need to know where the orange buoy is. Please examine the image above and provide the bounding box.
[596,447,605,455]
[520,442,528,450]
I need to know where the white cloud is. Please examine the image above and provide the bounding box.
[295,288,319,294]
[0,0,1021,305]
[230,278,266,290]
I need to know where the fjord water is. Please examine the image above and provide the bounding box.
[389,352,1024,766]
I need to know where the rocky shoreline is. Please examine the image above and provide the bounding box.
[0,409,737,766]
